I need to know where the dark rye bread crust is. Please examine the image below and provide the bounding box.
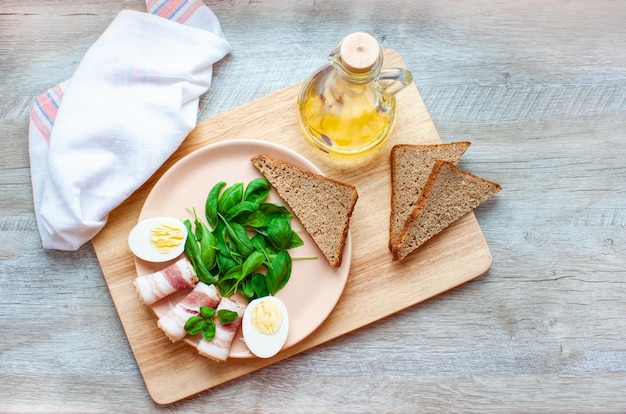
[392,160,501,261]
[389,142,471,250]
[251,154,358,268]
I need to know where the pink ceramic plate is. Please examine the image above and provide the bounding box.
[135,139,352,358]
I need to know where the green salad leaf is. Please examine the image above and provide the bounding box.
[183,179,315,302]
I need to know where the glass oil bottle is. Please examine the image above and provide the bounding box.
[297,32,412,157]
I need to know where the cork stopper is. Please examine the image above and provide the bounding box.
[339,32,381,74]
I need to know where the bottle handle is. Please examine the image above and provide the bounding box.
[378,68,413,97]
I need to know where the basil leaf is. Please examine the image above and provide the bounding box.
[251,235,272,266]
[183,220,217,285]
[202,319,216,340]
[239,278,255,300]
[217,276,238,298]
[218,183,244,216]
[225,221,254,257]
[267,217,293,251]
[215,224,239,271]
[217,309,239,325]
[218,265,244,297]
[199,306,215,320]
[200,231,218,269]
[225,200,259,222]
[191,210,218,270]
[183,220,199,256]
[184,316,205,336]
[192,210,205,241]
[259,203,292,224]
[214,222,230,253]
[220,264,243,282]
[266,250,292,295]
[273,252,292,293]
[251,273,269,298]
[216,250,238,274]
[242,250,266,278]
[241,209,265,229]
[244,178,270,204]
[206,181,226,229]
[183,219,199,259]
[251,234,266,252]
[288,231,304,249]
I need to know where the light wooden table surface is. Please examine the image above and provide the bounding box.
[1,0,625,412]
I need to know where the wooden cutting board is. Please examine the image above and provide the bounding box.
[92,50,494,404]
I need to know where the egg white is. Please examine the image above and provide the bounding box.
[242,296,290,358]
[128,217,187,263]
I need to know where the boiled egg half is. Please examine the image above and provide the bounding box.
[128,217,187,263]
[242,296,290,358]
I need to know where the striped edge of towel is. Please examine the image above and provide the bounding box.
[29,81,67,145]
[146,0,206,24]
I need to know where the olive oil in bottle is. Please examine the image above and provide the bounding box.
[297,32,412,157]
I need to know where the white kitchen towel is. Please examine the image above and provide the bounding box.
[28,0,232,250]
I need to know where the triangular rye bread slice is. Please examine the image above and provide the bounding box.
[251,154,358,268]
[392,160,501,261]
[389,142,471,250]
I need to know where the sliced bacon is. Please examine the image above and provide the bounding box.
[157,282,221,342]
[133,257,198,305]
[196,297,246,362]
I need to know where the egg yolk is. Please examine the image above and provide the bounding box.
[251,299,283,335]
[150,223,184,253]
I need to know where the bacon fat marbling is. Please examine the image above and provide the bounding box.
[196,297,246,362]
[133,258,198,306]
[157,282,221,342]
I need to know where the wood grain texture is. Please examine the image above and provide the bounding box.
[1,0,625,412]
[91,50,494,404]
